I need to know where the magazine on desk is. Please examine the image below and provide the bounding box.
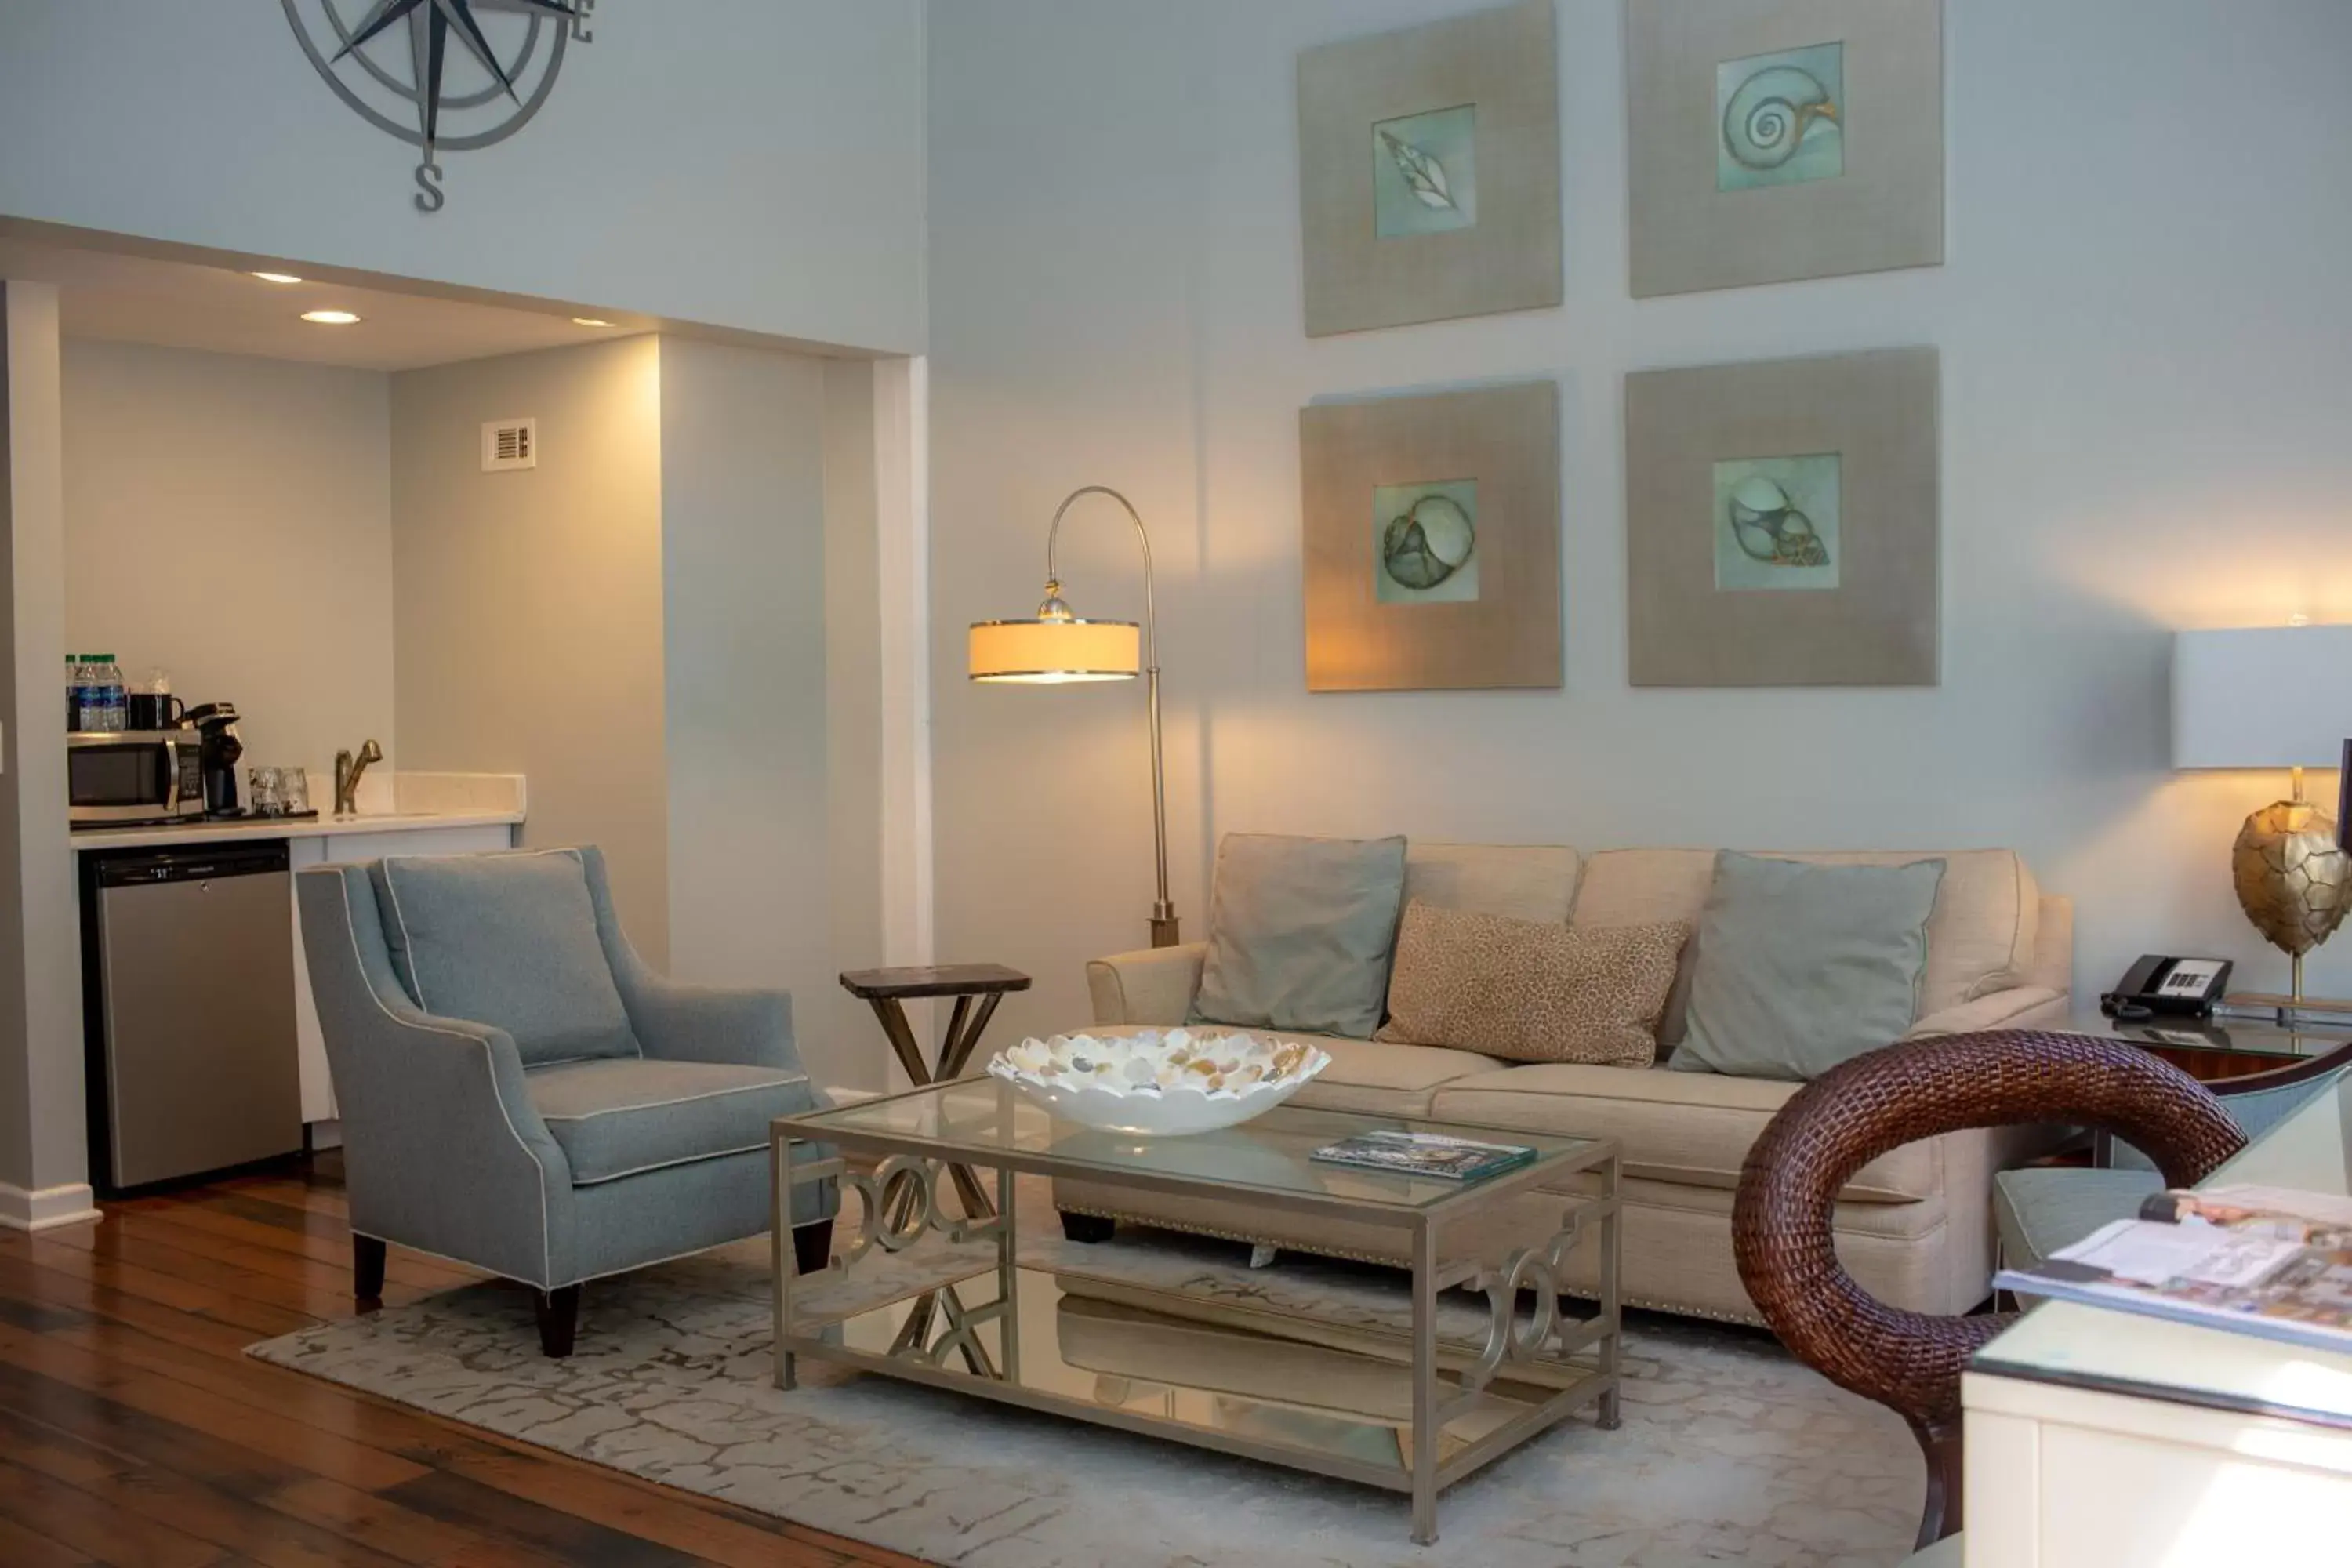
[1993,1184,2352,1356]
[1310,1129,1537,1181]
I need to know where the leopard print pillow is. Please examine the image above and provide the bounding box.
[1374,901,1690,1066]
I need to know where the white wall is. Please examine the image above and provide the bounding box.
[391,336,671,961]
[926,0,2352,1040]
[61,341,394,789]
[0,2,925,354]
[659,337,860,1089]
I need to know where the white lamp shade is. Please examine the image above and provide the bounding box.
[2172,625,2352,770]
[968,618,1140,683]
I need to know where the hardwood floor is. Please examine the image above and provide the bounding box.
[0,1152,933,1568]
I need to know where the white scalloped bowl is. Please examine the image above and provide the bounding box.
[985,1027,1330,1138]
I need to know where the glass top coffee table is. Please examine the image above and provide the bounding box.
[771,1078,1623,1545]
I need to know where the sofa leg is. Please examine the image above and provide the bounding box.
[1059,1210,1115,1244]
[792,1218,835,1276]
[352,1235,386,1307]
[535,1285,581,1359]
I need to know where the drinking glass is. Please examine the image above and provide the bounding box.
[278,767,310,815]
[248,766,284,817]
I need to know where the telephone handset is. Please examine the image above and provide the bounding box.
[2101,955,2234,1021]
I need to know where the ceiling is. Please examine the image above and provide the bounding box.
[0,235,657,372]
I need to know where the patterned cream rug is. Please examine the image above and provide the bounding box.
[249,1207,1922,1568]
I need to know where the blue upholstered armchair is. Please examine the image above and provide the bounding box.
[296,845,837,1356]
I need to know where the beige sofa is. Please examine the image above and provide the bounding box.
[1057,843,2072,1325]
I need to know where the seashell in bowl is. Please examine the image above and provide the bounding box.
[986,1027,1330,1137]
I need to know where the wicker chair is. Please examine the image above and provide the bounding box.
[1732,1030,2245,1551]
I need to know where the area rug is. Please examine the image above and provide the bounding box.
[249,1212,1922,1568]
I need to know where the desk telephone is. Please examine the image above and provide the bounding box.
[2101,955,2234,1020]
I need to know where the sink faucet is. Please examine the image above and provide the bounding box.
[333,739,384,818]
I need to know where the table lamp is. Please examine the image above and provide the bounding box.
[968,486,1179,948]
[2172,625,2352,1006]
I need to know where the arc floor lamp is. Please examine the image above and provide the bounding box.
[967,485,1180,948]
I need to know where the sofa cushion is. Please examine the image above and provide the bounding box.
[1671,853,1944,1082]
[1190,833,1408,1039]
[1375,902,1687,1066]
[1570,847,2042,1043]
[525,1058,813,1185]
[1402,843,1581,924]
[371,848,640,1067]
[1428,1061,1943,1202]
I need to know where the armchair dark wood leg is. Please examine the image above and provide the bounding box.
[1911,1414,1963,1548]
[535,1285,581,1359]
[352,1235,387,1306]
[1059,1210,1115,1244]
[792,1218,834,1276]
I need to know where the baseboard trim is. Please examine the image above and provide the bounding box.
[0,1181,103,1231]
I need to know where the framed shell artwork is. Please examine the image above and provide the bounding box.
[1301,382,1560,691]
[1626,0,1943,297]
[1298,0,1563,336]
[1624,347,1939,687]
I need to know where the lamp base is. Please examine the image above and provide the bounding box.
[2231,797,2347,986]
[1149,913,1182,949]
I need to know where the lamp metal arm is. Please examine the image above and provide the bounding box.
[1040,485,1178,946]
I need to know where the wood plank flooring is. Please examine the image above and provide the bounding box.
[0,1152,934,1568]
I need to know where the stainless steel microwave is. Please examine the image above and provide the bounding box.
[68,730,206,828]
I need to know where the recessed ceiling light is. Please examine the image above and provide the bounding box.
[572,317,613,328]
[300,309,361,325]
[251,271,305,285]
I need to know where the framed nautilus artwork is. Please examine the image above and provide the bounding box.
[1625,0,1944,298]
[1624,348,1939,686]
[1301,382,1561,691]
[1297,0,1563,336]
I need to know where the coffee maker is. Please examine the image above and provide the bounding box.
[183,702,244,817]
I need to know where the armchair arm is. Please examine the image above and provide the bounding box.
[618,975,812,1082]
[1902,985,2067,1040]
[1087,942,1208,1026]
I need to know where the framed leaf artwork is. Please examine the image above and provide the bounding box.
[1301,382,1560,691]
[1624,348,1939,686]
[1626,0,1944,297]
[1298,0,1563,336]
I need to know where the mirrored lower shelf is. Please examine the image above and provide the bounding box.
[784,1263,1610,1487]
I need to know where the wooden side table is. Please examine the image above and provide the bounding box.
[838,964,1032,1218]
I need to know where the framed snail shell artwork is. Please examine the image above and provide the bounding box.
[1300,382,1560,691]
[1625,0,1944,297]
[1624,347,1939,687]
[1297,0,1562,336]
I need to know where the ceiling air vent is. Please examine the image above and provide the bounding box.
[481,418,537,472]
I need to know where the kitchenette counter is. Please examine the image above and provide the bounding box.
[70,771,528,851]
[72,807,524,851]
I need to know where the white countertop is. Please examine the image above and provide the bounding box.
[71,808,524,851]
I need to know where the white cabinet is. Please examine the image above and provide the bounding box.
[291,823,518,1126]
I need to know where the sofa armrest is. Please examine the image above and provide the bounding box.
[1902,985,2068,1040]
[1086,942,1208,1026]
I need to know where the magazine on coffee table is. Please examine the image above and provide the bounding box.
[1309,1129,1537,1182]
[1992,1183,2352,1356]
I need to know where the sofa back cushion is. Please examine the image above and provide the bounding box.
[1570,847,2042,1043]
[368,848,641,1067]
[1402,843,1581,924]
[1190,833,1409,1039]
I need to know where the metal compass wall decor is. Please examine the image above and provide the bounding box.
[283,0,597,213]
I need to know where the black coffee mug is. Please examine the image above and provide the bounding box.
[129,692,185,731]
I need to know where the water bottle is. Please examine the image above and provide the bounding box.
[89,654,127,733]
[65,655,84,731]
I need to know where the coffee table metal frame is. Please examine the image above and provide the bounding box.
[771,1085,1622,1545]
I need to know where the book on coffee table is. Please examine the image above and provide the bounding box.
[1310,1128,1537,1182]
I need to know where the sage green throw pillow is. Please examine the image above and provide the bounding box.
[1670,851,1946,1082]
[1190,833,1409,1040]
